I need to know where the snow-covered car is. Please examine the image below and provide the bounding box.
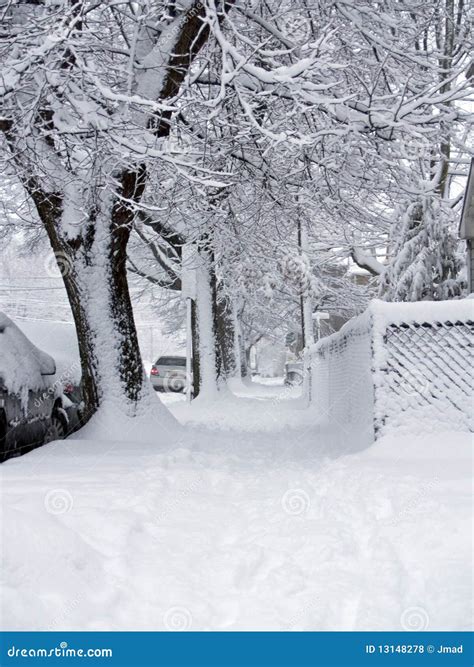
[150,355,191,393]
[284,361,304,386]
[0,313,71,462]
[60,381,84,434]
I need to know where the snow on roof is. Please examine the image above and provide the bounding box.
[0,312,56,394]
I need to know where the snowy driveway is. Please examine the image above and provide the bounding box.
[0,380,471,631]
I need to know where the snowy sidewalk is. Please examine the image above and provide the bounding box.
[0,379,471,631]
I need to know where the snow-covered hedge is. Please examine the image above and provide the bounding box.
[306,299,474,447]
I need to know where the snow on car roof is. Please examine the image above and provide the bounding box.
[0,311,56,394]
[15,317,80,383]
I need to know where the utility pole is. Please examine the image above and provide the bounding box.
[297,213,314,350]
[182,243,198,401]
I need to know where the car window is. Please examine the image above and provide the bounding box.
[155,356,186,367]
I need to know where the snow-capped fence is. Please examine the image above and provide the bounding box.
[306,299,474,448]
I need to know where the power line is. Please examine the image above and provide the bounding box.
[0,276,63,280]
[11,315,75,324]
[11,315,160,328]
[0,286,66,291]
[0,300,71,306]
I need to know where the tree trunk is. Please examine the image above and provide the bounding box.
[211,267,237,381]
[32,177,149,420]
[61,242,147,418]
[191,298,201,398]
[232,304,248,379]
[195,251,219,397]
[239,339,249,378]
[194,238,239,396]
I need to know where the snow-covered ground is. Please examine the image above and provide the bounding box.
[0,379,471,631]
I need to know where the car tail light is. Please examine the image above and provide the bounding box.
[150,367,159,376]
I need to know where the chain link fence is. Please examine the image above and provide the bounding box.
[306,299,474,447]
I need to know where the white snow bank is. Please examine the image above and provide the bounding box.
[0,383,471,631]
[72,394,180,443]
[0,312,56,396]
[169,379,309,433]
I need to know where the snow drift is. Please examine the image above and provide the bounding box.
[0,381,471,631]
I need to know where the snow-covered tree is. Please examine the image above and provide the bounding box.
[1,0,471,418]
[0,0,229,418]
[380,195,465,301]
[375,0,472,300]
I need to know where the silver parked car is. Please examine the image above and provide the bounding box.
[150,356,191,393]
